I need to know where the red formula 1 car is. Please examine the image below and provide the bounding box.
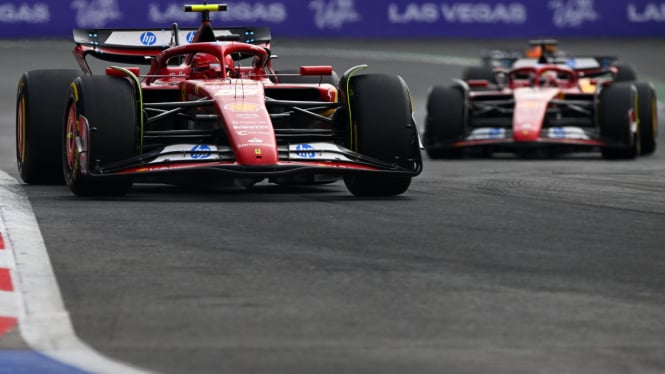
[16,4,422,196]
[425,42,657,159]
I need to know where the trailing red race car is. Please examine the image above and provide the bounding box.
[424,41,657,159]
[16,3,422,196]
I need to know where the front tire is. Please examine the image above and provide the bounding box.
[462,65,495,83]
[599,82,639,160]
[63,76,137,196]
[424,85,466,159]
[633,82,657,155]
[342,74,418,196]
[16,69,80,184]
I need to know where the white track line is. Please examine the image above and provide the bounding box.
[0,170,154,374]
[0,290,18,318]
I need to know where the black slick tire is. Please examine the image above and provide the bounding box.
[614,64,637,82]
[343,74,417,196]
[633,82,657,155]
[63,75,137,196]
[599,82,639,160]
[16,69,80,184]
[424,85,466,159]
[462,65,495,82]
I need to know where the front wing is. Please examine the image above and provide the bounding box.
[91,142,422,180]
[429,126,620,153]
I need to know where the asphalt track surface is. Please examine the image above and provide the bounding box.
[1,38,664,374]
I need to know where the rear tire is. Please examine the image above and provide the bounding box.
[424,86,466,159]
[342,74,418,196]
[633,82,657,155]
[63,76,137,196]
[462,66,495,82]
[614,64,637,82]
[16,69,80,184]
[599,82,639,159]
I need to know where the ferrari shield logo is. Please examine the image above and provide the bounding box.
[224,102,259,112]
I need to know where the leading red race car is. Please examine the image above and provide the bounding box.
[424,41,657,159]
[16,4,422,196]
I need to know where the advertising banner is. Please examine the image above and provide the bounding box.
[1,0,665,39]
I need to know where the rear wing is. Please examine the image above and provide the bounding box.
[512,56,619,70]
[73,26,271,65]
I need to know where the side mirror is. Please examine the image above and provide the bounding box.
[299,66,333,76]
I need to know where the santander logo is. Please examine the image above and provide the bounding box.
[549,0,599,28]
[71,0,122,28]
[309,0,361,29]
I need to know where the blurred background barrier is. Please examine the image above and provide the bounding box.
[1,0,665,39]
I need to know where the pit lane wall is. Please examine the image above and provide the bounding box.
[1,0,665,38]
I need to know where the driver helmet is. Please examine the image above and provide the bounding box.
[526,46,542,59]
[223,54,237,78]
[526,44,558,60]
[539,70,559,87]
[192,53,222,79]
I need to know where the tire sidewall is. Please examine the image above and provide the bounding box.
[63,75,138,196]
[425,85,466,144]
[633,82,657,155]
[16,69,80,184]
[343,73,418,196]
[599,82,639,159]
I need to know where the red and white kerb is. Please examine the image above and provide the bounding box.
[0,230,18,337]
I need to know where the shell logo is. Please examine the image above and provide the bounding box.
[224,102,259,112]
[215,87,260,96]
[521,101,540,108]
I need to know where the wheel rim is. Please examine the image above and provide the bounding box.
[65,103,82,173]
[16,94,26,167]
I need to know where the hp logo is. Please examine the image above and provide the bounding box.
[190,144,212,159]
[295,144,316,158]
[139,32,157,46]
[186,31,196,43]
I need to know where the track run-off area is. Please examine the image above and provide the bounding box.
[0,38,664,374]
